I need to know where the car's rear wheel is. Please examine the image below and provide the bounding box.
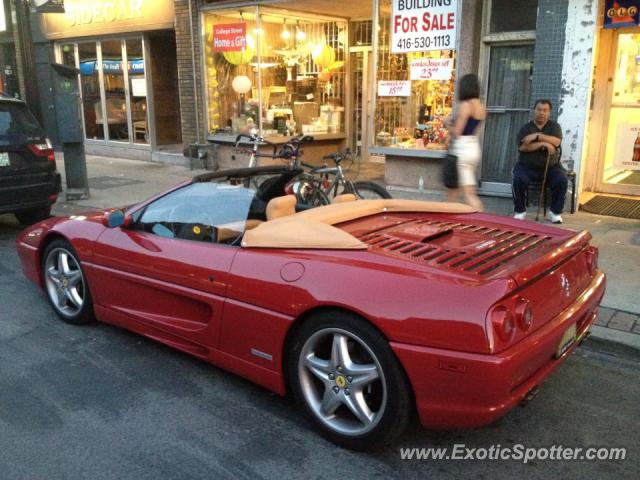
[42,239,94,325]
[288,311,413,449]
[15,206,51,224]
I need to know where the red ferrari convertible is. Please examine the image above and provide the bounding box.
[16,166,605,449]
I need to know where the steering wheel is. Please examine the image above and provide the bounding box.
[167,203,216,241]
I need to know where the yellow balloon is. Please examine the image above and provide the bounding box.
[312,45,335,69]
[223,46,255,65]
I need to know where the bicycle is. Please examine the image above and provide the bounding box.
[234,133,391,206]
[298,150,391,202]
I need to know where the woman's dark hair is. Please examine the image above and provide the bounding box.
[458,74,480,101]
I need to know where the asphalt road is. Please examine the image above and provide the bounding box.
[1,213,638,480]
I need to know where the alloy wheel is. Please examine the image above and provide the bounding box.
[44,248,86,318]
[298,328,387,436]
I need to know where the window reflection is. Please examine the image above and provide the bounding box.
[101,39,128,141]
[127,38,148,144]
[78,42,104,140]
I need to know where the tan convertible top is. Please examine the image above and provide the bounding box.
[241,199,475,250]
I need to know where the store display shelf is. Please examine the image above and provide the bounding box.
[369,146,448,158]
[207,133,346,145]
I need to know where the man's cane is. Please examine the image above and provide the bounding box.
[535,148,553,222]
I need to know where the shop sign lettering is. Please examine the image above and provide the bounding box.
[378,81,412,97]
[64,0,144,26]
[391,0,458,53]
[603,0,639,29]
[410,58,453,80]
[213,23,247,52]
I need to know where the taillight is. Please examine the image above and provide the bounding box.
[27,138,56,163]
[585,246,598,276]
[514,298,533,332]
[491,306,515,342]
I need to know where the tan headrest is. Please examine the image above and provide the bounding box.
[332,193,357,204]
[266,195,297,221]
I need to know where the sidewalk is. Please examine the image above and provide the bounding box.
[54,154,640,351]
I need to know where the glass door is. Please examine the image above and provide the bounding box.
[481,44,535,189]
[597,31,640,195]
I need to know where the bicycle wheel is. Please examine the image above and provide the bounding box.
[352,181,392,199]
[291,175,331,208]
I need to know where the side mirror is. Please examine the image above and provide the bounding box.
[103,209,131,228]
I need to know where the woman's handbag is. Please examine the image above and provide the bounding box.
[441,153,458,188]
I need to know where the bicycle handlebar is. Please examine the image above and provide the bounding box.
[234,133,280,149]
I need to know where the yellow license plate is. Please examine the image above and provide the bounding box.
[556,323,577,358]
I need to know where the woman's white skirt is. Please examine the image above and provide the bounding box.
[450,136,481,187]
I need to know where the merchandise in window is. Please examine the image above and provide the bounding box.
[374,0,455,151]
[203,8,346,138]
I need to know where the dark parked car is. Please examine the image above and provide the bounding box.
[0,96,60,223]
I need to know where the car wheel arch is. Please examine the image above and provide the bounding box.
[38,233,70,285]
[281,305,416,403]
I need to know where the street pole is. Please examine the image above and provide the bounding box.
[10,0,42,121]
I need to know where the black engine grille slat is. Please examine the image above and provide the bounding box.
[356,221,551,276]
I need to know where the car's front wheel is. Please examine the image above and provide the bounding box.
[288,311,413,449]
[42,239,94,325]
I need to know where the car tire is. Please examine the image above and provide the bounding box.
[42,239,95,325]
[15,206,51,224]
[287,311,413,450]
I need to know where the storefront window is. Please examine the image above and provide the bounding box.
[203,7,346,137]
[61,43,76,67]
[78,42,104,140]
[373,0,455,150]
[61,37,149,145]
[101,39,128,141]
[490,0,538,33]
[126,38,149,144]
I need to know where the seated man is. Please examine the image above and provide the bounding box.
[512,99,568,224]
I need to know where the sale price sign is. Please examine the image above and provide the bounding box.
[378,81,412,97]
[213,23,247,52]
[410,58,453,80]
[391,0,458,54]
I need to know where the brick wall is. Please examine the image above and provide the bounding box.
[175,0,204,145]
[531,0,569,119]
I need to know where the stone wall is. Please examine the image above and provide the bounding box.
[175,0,205,145]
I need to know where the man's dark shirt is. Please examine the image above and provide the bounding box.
[516,120,562,172]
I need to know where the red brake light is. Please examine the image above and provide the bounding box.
[27,140,56,163]
[491,306,515,342]
[514,298,533,332]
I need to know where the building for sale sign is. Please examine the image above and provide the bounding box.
[391,0,458,53]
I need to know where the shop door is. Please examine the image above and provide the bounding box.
[349,48,372,161]
[595,31,640,195]
[481,44,535,190]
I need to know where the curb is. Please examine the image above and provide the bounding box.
[588,325,640,352]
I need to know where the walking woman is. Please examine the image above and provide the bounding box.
[445,74,485,211]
